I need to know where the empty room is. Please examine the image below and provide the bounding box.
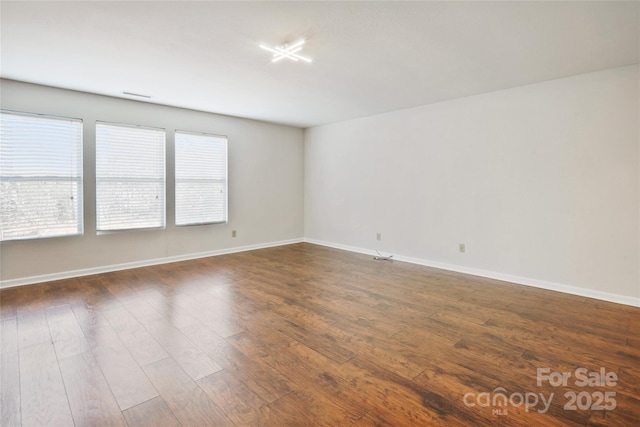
[0,1,638,426]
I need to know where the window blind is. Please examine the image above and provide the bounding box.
[96,122,165,231]
[0,111,83,241]
[175,131,228,226]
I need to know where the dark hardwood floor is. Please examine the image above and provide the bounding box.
[1,243,638,426]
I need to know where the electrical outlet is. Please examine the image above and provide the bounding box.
[459,243,465,253]
[232,230,237,238]
[376,233,381,241]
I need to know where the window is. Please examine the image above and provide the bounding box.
[175,131,228,226]
[96,122,165,231]
[0,111,83,241]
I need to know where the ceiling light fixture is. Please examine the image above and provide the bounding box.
[260,39,312,63]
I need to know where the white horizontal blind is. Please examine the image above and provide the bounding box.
[175,131,227,226]
[96,122,165,231]
[0,111,83,241]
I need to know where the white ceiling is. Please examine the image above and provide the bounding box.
[1,1,638,128]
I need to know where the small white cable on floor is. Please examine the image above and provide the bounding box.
[373,250,393,261]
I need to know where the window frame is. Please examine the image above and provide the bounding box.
[0,109,84,242]
[174,130,228,227]
[95,121,166,233]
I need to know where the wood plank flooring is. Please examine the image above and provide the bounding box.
[1,242,638,426]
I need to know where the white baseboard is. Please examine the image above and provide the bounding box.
[304,238,640,308]
[4,236,639,308]
[0,238,304,289]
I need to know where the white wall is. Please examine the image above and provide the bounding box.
[305,65,639,303]
[1,79,304,283]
